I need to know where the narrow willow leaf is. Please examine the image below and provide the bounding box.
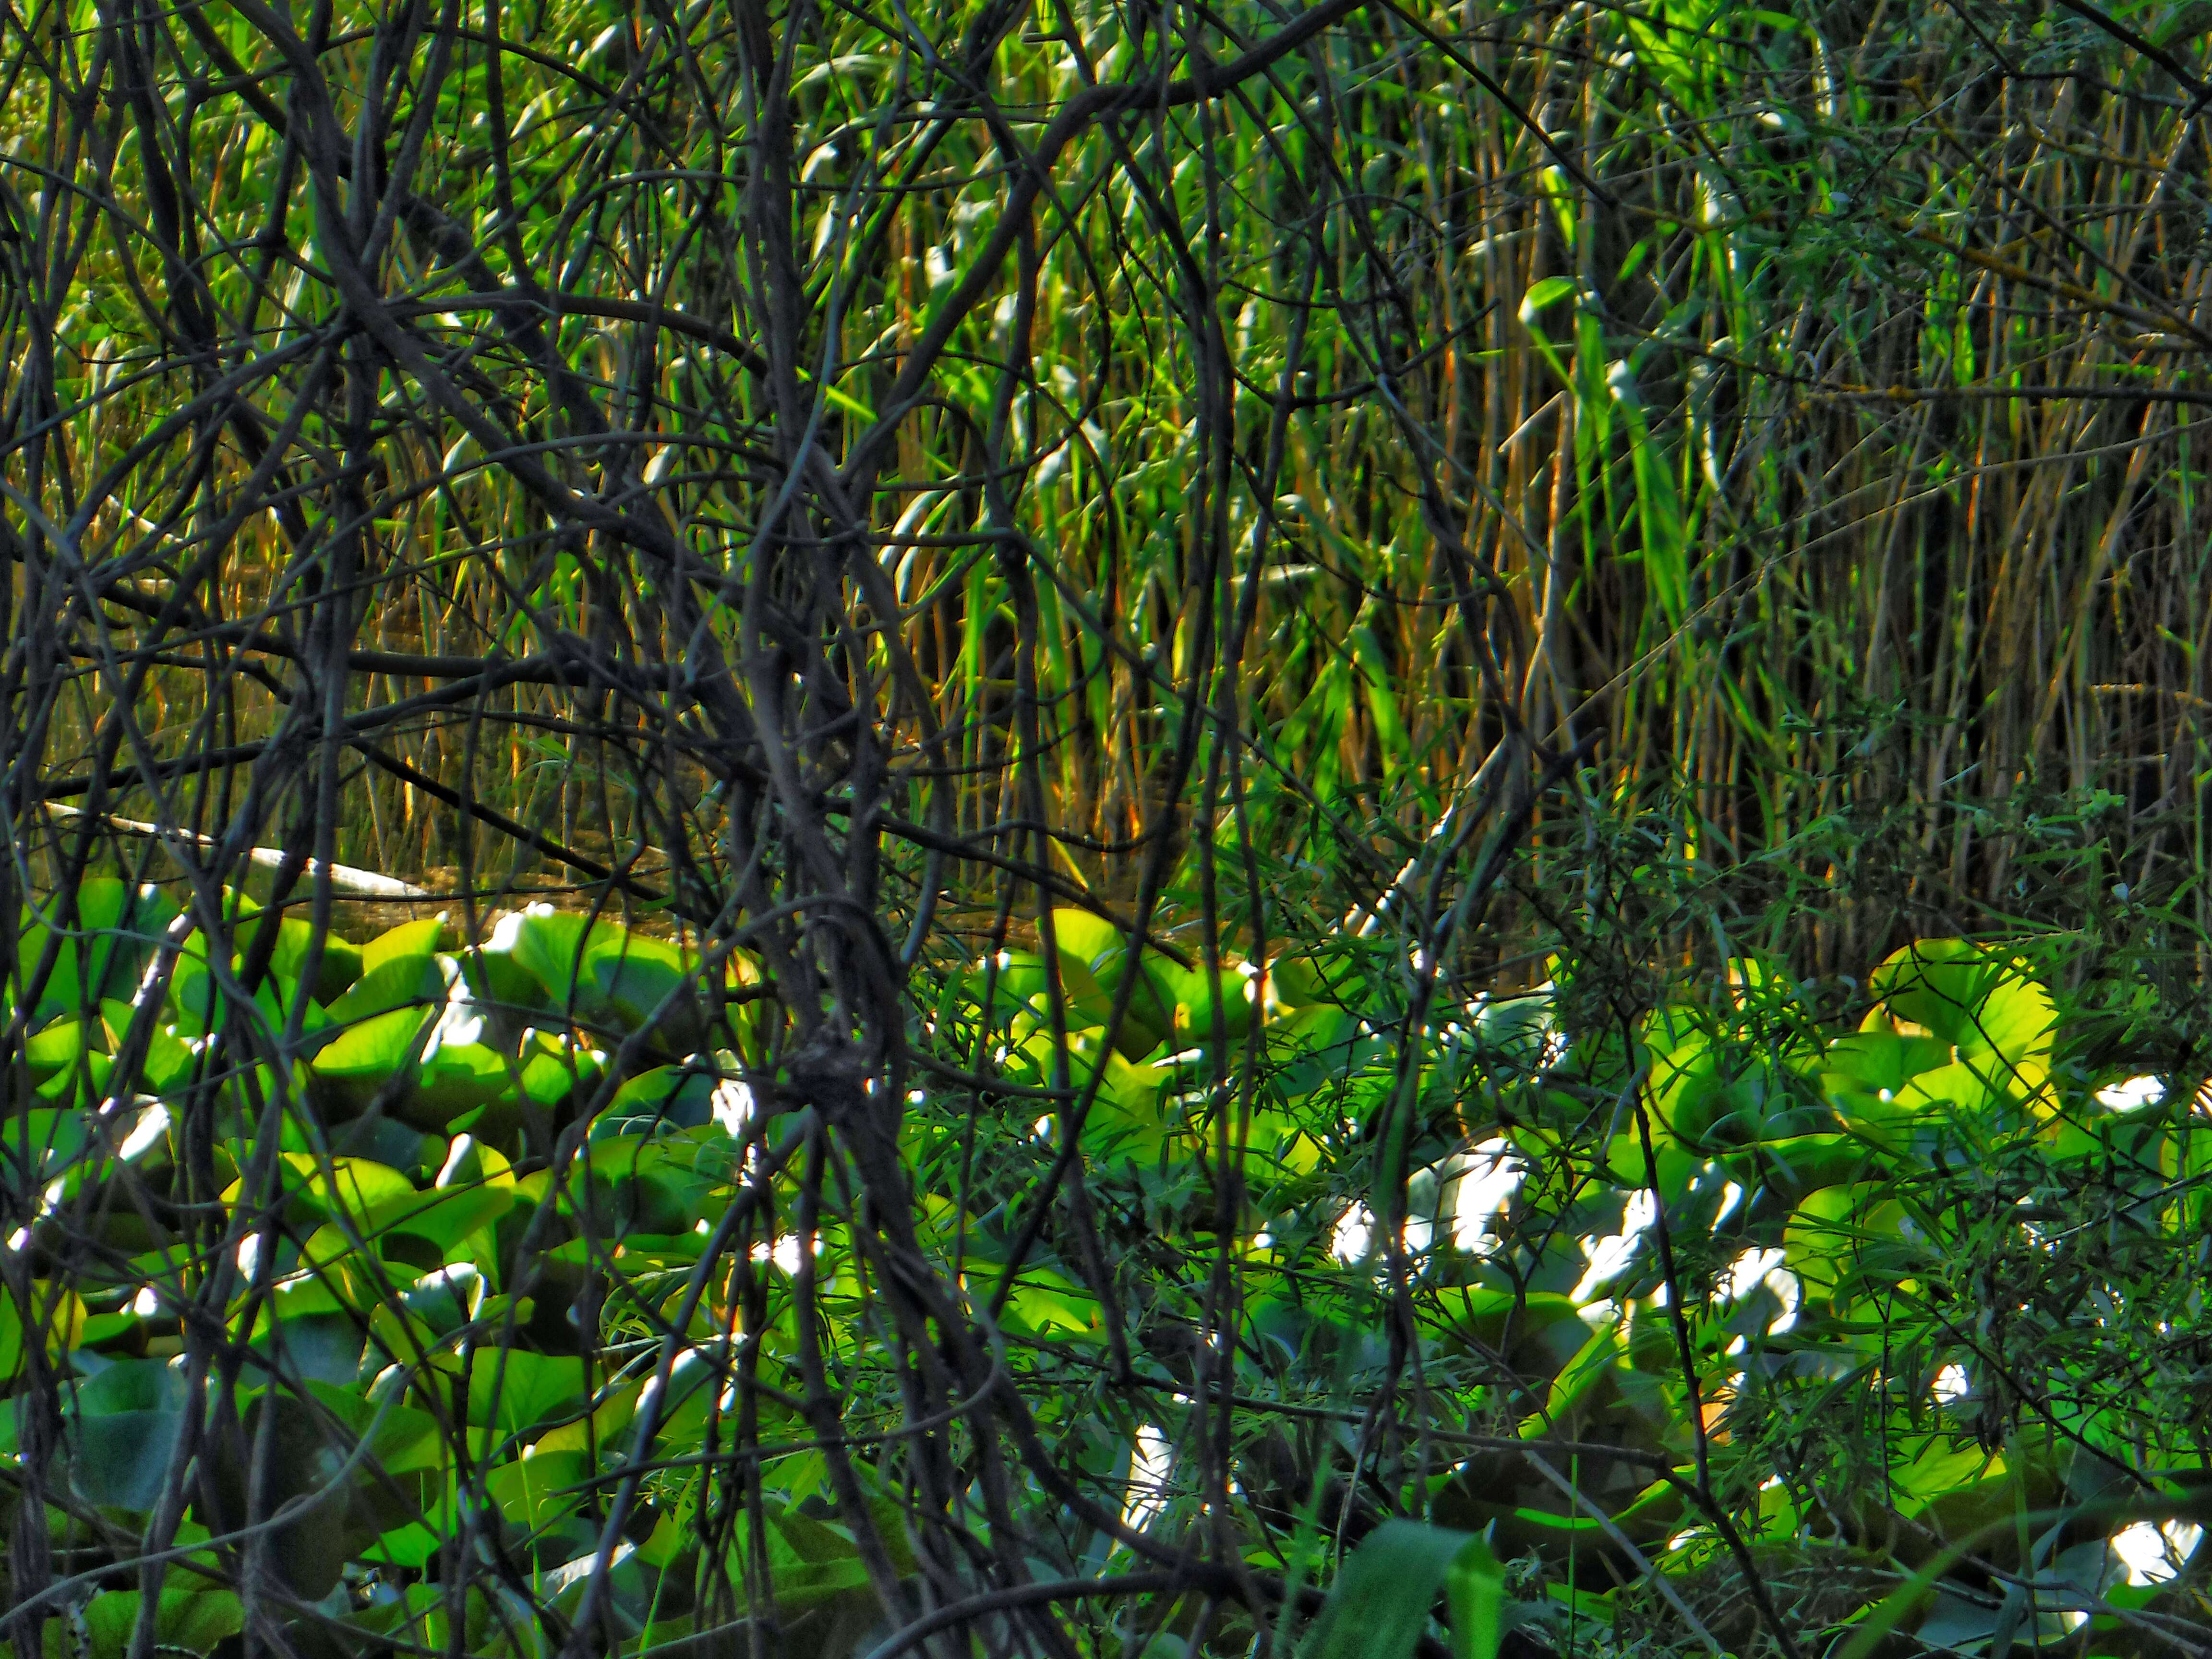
[1302,1520,1506,1659]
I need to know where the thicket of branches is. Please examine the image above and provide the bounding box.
[6,0,2212,1656]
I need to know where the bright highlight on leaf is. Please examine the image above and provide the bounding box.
[2093,1074,2164,1111]
[2113,1520,2202,1586]
[1122,1425,1175,1533]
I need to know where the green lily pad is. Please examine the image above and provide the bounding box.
[467,1349,592,1431]
[54,1585,243,1659]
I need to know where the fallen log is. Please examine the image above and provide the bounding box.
[44,803,435,901]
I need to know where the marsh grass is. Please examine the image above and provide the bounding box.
[8,1,2208,969]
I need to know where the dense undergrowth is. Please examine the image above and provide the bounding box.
[5,868,2210,1659]
[8,0,2212,1653]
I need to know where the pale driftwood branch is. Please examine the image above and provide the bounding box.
[46,803,435,900]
